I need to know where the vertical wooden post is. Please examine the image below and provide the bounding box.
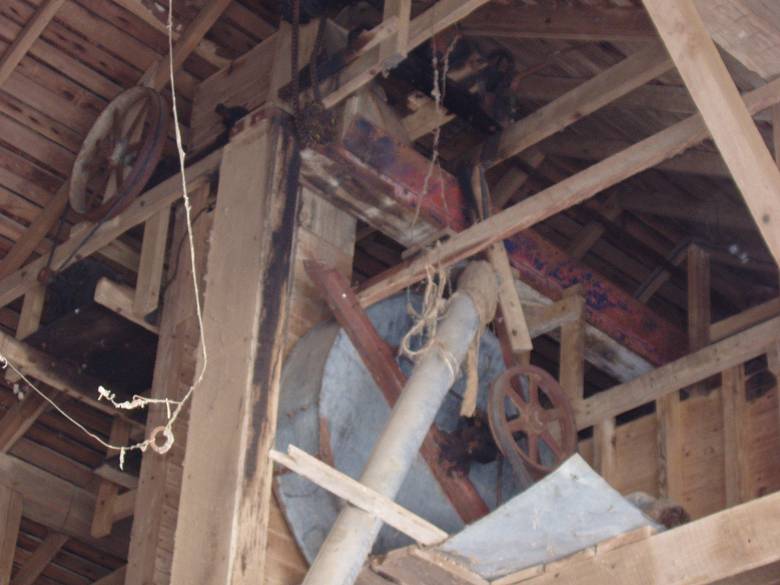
[170,110,300,585]
[133,206,171,317]
[559,287,585,402]
[593,417,616,485]
[125,186,212,585]
[91,418,131,538]
[0,485,22,585]
[658,245,709,499]
[722,364,748,507]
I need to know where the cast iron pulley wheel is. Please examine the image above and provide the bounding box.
[69,87,168,222]
[488,365,577,484]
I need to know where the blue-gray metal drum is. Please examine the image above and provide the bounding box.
[275,293,518,562]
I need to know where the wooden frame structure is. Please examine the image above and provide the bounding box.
[0,1,779,584]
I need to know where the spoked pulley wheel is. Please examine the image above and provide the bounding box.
[488,365,577,487]
[69,86,168,222]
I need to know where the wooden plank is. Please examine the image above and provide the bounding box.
[132,206,171,317]
[0,149,221,309]
[575,315,780,429]
[0,0,66,87]
[479,45,673,168]
[487,243,533,355]
[270,446,447,546]
[642,0,780,265]
[355,75,780,309]
[711,298,780,342]
[520,491,780,585]
[722,365,748,507]
[171,113,298,585]
[0,484,22,585]
[304,260,490,522]
[94,278,160,334]
[10,532,68,585]
[462,4,657,42]
[125,185,212,585]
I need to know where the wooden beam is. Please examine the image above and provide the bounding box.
[132,206,170,317]
[642,0,780,265]
[141,0,233,90]
[10,532,68,585]
[710,297,780,342]
[519,490,780,585]
[0,484,22,585]
[0,0,66,87]
[0,329,142,424]
[125,186,211,585]
[593,417,616,485]
[559,289,585,402]
[542,135,729,178]
[304,260,490,522]
[0,453,127,558]
[94,278,160,334]
[322,0,490,109]
[722,364,748,507]
[575,315,780,429]
[0,149,221,310]
[461,4,657,42]
[271,446,447,546]
[479,45,673,169]
[170,113,298,585]
[355,75,780,309]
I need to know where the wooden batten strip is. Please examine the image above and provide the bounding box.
[271,446,448,546]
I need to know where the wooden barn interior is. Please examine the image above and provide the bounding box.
[1,0,780,584]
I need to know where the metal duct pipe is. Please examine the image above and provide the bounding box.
[300,261,498,585]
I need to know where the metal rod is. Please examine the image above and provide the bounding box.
[300,261,497,585]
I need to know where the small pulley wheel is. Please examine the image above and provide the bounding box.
[69,87,168,222]
[488,365,577,484]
